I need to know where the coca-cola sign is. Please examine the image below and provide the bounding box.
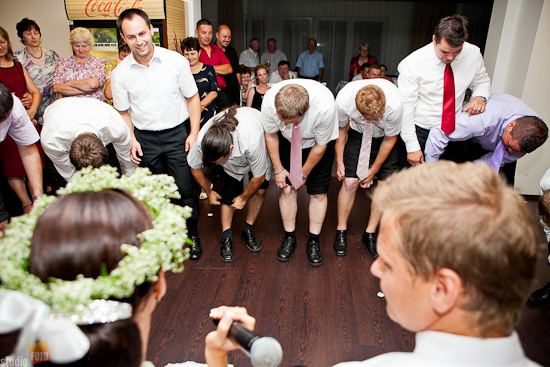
[65,0,165,20]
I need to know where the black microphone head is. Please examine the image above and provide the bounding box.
[250,336,283,367]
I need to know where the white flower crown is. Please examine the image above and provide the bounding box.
[0,166,191,315]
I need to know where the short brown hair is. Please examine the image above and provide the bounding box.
[0,27,14,62]
[355,85,385,118]
[434,14,469,47]
[510,116,548,153]
[373,161,540,336]
[69,133,108,171]
[538,190,550,227]
[275,84,309,120]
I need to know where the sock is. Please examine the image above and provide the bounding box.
[285,230,296,239]
[222,228,232,240]
[187,218,198,238]
[309,232,320,242]
[337,229,347,234]
[243,222,254,231]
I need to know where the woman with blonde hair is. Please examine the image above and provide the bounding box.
[246,64,270,111]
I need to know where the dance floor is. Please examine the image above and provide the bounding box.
[148,177,550,367]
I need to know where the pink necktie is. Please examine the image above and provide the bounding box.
[442,64,455,135]
[489,141,505,173]
[356,122,373,181]
[289,123,303,189]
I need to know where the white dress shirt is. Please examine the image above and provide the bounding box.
[351,74,363,81]
[334,331,540,367]
[0,95,39,145]
[187,107,269,181]
[261,79,338,149]
[111,46,198,131]
[239,48,259,68]
[260,49,288,74]
[41,97,135,180]
[336,79,403,139]
[398,42,491,153]
[268,70,297,84]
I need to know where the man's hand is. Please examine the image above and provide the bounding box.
[130,139,143,164]
[208,190,222,206]
[464,97,486,116]
[231,195,247,210]
[274,169,290,189]
[407,150,424,166]
[205,306,256,367]
[21,92,33,109]
[336,162,345,181]
[185,132,198,152]
[359,171,376,189]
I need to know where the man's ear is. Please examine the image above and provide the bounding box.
[430,268,462,315]
[432,35,437,45]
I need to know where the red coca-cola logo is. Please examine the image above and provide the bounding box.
[85,0,144,18]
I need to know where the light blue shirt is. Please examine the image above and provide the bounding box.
[424,94,539,166]
[296,50,324,78]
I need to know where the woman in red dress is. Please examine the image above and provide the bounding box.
[0,26,43,214]
[349,43,377,81]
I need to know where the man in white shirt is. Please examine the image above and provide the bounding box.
[398,15,490,166]
[111,9,202,258]
[0,83,43,230]
[334,79,402,258]
[239,39,260,69]
[268,60,297,84]
[260,38,287,74]
[41,97,135,182]
[262,79,338,267]
[188,107,270,262]
[205,162,542,367]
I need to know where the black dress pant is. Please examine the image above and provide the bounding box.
[134,123,199,219]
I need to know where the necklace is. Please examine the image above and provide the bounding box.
[25,47,43,59]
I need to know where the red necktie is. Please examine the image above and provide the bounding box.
[289,123,303,190]
[442,64,455,135]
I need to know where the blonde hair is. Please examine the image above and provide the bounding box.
[255,64,269,76]
[69,27,94,47]
[538,190,550,227]
[374,161,540,337]
[275,84,309,120]
[355,85,385,118]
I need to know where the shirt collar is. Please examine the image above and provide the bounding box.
[128,45,160,67]
[429,43,463,68]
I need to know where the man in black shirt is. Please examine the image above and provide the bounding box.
[216,25,241,107]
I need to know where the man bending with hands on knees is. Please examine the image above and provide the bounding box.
[188,106,270,262]
[334,79,402,258]
[261,79,338,267]
[206,161,542,367]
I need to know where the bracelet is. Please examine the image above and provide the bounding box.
[302,174,308,180]
[273,169,285,176]
[32,195,42,201]
[22,203,33,209]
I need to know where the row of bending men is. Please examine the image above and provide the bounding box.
[17,11,547,268]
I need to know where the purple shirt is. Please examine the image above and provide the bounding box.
[424,94,538,166]
[0,95,40,146]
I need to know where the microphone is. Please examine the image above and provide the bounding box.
[213,319,283,367]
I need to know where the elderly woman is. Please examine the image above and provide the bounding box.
[14,18,59,126]
[53,27,106,101]
[181,37,218,127]
[349,43,377,81]
[240,67,251,106]
[0,26,43,214]
[246,64,269,111]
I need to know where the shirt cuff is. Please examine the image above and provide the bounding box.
[405,140,421,154]
[424,156,438,164]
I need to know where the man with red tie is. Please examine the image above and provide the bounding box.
[398,14,491,166]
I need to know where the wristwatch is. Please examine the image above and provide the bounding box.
[477,96,487,103]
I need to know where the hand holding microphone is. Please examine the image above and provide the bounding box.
[206,307,283,367]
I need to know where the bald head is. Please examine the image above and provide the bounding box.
[216,24,232,49]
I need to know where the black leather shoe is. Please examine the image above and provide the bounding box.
[220,238,234,262]
[189,236,202,260]
[277,235,296,262]
[528,281,550,305]
[333,230,347,256]
[307,239,324,267]
[362,232,378,259]
[241,229,261,252]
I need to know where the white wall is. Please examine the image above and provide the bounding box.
[485,0,550,194]
[185,0,202,37]
[0,0,73,57]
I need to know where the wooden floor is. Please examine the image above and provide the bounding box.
[147,177,550,367]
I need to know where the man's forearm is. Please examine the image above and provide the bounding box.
[215,64,232,76]
[18,144,43,197]
[191,168,211,193]
[302,143,327,176]
[186,93,201,136]
[335,127,346,165]
[118,110,137,142]
[240,175,265,201]
[318,68,324,81]
[265,132,282,171]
